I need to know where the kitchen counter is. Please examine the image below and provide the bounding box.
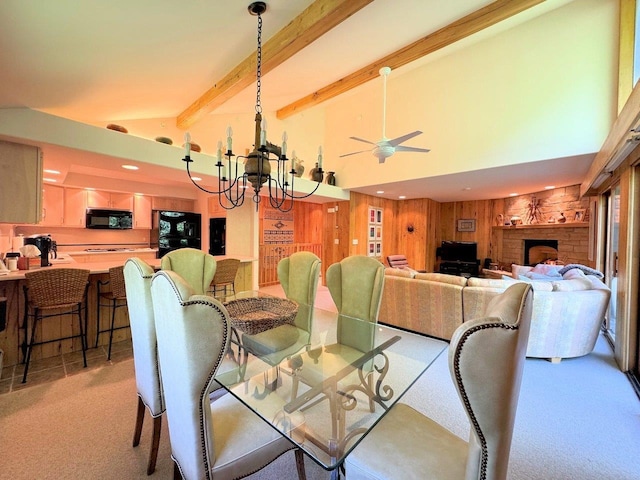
[0,253,256,368]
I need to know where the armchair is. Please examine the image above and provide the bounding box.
[345,282,533,480]
[160,247,216,295]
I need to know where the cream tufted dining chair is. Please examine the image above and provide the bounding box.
[160,247,216,295]
[242,251,321,364]
[150,269,307,480]
[123,258,164,475]
[345,282,534,480]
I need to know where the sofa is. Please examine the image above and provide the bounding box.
[378,265,611,362]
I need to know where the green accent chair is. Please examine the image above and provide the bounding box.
[160,247,216,295]
[242,251,321,365]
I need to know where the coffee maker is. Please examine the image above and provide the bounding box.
[24,234,56,267]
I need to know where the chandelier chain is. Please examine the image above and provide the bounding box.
[255,14,262,114]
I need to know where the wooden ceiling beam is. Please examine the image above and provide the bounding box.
[276,0,544,119]
[176,0,373,130]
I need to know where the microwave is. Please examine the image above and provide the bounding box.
[86,208,133,229]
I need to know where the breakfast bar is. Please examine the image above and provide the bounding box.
[0,252,256,369]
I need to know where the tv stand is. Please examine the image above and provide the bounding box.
[439,260,479,278]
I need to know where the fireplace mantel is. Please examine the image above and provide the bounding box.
[493,222,589,230]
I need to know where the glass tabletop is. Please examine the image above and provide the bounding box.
[215,300,448,472]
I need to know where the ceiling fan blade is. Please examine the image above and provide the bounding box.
[339,149,370,158]
[349,136,376,145]
[395,145,431,153]
[388,131,423,147]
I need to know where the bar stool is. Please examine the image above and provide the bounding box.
[95,265,128,360]
[21,268,90,383]
[209,258,240,299]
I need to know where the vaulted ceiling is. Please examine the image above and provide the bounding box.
[0,0,614,202]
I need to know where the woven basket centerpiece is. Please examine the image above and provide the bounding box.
[224,297,298,335]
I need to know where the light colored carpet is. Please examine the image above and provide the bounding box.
[1,285,639,479]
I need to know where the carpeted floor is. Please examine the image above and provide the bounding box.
[1,286,639,479]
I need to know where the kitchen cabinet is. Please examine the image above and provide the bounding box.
[208,196,227,217]
[152,196,195,212]
[0,140,42,223]
[133,194,152,229]
[41,184,65,226]
[64,187,87,227]
[86,190,133,210]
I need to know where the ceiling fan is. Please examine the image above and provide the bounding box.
[340,66,431,163]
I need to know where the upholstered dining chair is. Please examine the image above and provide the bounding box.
[242,251,321,364]
[345,282,534,480]
[123,258,164,475]
[160,247,216,295]
[150,269,307,480]
[289,255,385,417]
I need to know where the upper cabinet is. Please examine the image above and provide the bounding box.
[133,194,152,229]
[0,140,42,224]
[63,187,88,227]
[41,183,65,226]
[152,196,195,212]
[86,190,133,210]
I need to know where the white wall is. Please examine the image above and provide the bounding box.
[322,0,619,190]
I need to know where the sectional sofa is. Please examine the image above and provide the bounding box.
[378,266,611,362]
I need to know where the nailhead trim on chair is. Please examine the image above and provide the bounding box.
[452,321,518,480]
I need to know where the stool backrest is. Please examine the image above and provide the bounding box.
[25,268,89,307]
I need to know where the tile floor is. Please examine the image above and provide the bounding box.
[0,338,134,395]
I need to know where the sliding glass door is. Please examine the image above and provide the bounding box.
[604,184,620,342]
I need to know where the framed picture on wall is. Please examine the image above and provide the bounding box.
[457,219,476,232]
[369,207,376,223]
[375,242,382,256]
[375,226,382,239]
[376,209,383,224]
[574,209,586,222]
[369,226,375,240]
[368,242,375,257]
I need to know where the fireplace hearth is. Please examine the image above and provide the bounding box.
[524,239,558,265]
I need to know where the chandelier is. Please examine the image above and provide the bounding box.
[183,1,323,212]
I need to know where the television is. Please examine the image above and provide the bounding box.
[439,241,478,263]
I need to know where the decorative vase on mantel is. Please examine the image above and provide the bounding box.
[293,157,304,178]
[310,162,324,183]
[325,171,336,186]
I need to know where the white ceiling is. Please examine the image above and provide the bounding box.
[0,0,598,202]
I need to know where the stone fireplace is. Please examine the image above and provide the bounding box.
[495,224,592,268]
[523,239,558,265]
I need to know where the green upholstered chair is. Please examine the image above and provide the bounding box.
[241,252,321,362]
[289,255,385,427]
[150,270,306,480]
[160,247,216,295]
[345,283,534,480]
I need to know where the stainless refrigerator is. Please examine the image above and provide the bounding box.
[151,210,202,258]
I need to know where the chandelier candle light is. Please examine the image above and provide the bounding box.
[182,1,323,212]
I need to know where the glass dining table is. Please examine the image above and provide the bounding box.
[214,292,448,478]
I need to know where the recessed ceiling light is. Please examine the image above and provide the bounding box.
[509,192,518,197]
[191,176,202,181]
[44,169,60,175]
[122,164,139,170]
[85,187,95,191]
[43,178,57,183]
[399,195,406,199]
[463,187,471,191]
[544,185,555,190]
[376,190,384,194]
